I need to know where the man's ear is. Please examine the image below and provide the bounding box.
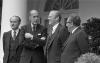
[55,17,59,21]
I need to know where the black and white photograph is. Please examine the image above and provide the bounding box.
[1,0,100,63]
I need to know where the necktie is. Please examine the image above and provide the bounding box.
[33,24,36,31]
[13,31,16,40]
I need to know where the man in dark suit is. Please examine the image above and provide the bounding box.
[19,10,47,63]
[44,10,69,63]
[3,16,24,63]
[61,16,89,63]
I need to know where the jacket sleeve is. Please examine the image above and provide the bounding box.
[21,26,39,49]
[32,27,48,47]
[77,30,89,54]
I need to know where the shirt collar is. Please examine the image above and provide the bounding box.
[72,27,79,34]
[12,28,19,36]
[31,23,33,28]
[31,23,37,28]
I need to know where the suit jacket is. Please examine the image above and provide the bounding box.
[44,24,69,63]
[61,27,89,63]
[3,29,24,63]
[20,24,47,63]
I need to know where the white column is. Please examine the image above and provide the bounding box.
[0,0,27,63]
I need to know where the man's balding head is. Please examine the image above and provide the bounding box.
[30,10,39,15]
[49,10,60,17]
[67,15,81,26]
[48,10,61,26]
[29,10,40,24]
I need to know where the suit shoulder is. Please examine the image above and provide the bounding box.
[79,29,86,34]
[4,30,11,34]
[21,24,30,30]
[39,24,47,30]
[78,29,88,37]
[3,30,11,36]
[21,25,28,28]
[61,26,67,30]
[61,26,69,32]
[38,24,44,27]
[58,24,66,29]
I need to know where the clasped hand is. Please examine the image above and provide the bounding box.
[40,37,46,40]
[25,33,33,39]
[25,33,46,40]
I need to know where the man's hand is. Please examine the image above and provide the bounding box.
[25,33,33,39]
[40,37,46,40]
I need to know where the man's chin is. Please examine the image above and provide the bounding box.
[11,27,17,30]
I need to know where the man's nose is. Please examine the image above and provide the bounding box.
[48,17,51,20]
[11,23,14,25]
[35,17,38,19]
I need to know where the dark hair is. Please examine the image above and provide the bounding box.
[10,16,21,22]
[71,16,81,26]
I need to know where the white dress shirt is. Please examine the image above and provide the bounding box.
[11,29,19,38]
[72,27,79,34]
[31,23,37,31]
[52,23,59,34]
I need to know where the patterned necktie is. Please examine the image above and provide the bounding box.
[13,31,16,40]
[49,26,53,37]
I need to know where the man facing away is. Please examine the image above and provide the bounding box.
[44,10,69,63]
[3,16,24,63]
[61,15,89,63]
[19,10,47,63]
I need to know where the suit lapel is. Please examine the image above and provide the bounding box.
[7,31,12,52]
[63,27,81,50]
[17,29,22,44]
[36,24,40,32]
[35,24,41,34]
[73,27,81,35]
[46,24,61,49]
[62,33,72,50]
[28,24,33,34]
